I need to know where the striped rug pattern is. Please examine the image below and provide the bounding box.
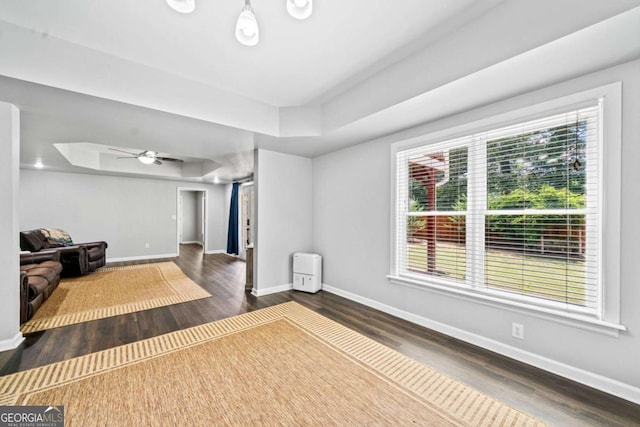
[21,262,211,333]
[3,302,543,426]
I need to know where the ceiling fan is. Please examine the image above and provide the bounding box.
[109,148,184,165]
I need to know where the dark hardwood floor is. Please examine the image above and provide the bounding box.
[2,243,639,426]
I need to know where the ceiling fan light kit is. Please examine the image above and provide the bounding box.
[109,148,183,166]
[165,0,313,47]
[165,0,195,14]
[138,151,157,164]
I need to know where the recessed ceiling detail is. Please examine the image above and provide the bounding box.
[54,143,221,180]
[0,0,487,107]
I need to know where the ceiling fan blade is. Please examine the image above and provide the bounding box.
[154,159,163,165]
[109,148,139,156]
[116,156,137,159]
[156,156,183,162]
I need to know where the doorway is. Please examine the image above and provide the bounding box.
[177,188,207,254]
[239,182,254,259]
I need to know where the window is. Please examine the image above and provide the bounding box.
[390,85,622,329]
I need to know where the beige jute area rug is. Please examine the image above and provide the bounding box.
[3,302,543,426]
[21,262,211,333]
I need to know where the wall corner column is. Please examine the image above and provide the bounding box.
[0,102,24,350]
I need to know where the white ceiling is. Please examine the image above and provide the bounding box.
[1,0,640,182]
[0,0,482,106]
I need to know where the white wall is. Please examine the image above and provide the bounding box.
[180,191,198,243]
[0,102,22,351]
[196,192,204,244]
[19,170,228,260]
[254,149,312,294]
[312,60,640,402]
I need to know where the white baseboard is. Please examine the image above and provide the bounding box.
[107,253,178,263]
[322,284,640,405]
[205,249,227,255]
[252,283,293,297]
[0,332,24,352]
[180,241,203,245]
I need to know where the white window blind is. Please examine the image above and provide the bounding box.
[395,105,601,316]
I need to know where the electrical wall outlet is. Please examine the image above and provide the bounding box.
[512,322,524,339]
[145,243,150,249]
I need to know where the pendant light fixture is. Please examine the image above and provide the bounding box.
[286,0,312,20]
[164,0,313,47]
[236,0,259,46]
[165,0,195,14]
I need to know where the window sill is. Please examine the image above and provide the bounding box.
[387,274,626,337]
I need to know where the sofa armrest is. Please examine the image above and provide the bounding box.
[55,246,89,277]
[20,250,61,265]
[20,271,28,324]
[53,245,87,255]
[78,241,108,250]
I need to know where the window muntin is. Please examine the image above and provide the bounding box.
[395,106,600,316]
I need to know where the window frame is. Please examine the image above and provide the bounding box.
[388,83,624,335]
[399,139,471,285]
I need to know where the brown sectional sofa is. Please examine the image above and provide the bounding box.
[20,229,107,277]
[19,251,63,323]
[18,229,108,323]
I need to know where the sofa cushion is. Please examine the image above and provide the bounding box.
[20,264,39,272]
[26,266,58,283]
[20,230,46,252]
[37,260,63,275]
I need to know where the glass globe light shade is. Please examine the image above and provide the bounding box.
[138,152,157,164]
[165,0,195,14]
[236,9,259,46]
[286,0,312,20]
